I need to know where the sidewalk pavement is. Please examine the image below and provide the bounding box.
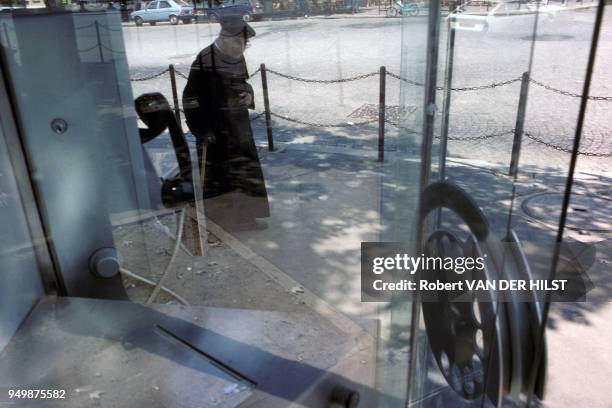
[145,130,611,405]
[249,142,611,407]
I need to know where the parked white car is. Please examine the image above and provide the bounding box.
[449,0,556,34]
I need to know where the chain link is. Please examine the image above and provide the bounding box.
[266,68,379,84]
[386,71,424,87]
[270,112,377,127]
[529,78,612,101]
[100,44,125,54]
[173,67,256,80]
[384,119,514,140]
[385,117,609,155]
[387,70,521,91]
[75,22,97,30]
[126,64,611,157]
[524,132,612,157]
[446,129,515,141]
[449,77,522,92]
[203,106,612,157]
[78,44,100,53]
[250,111,265,120]
[383,119,419,134]
[175,69,189,80]
[75,22,121,31]
[131,65,611,103]
[98,22,123,32]
[130,68,170,82]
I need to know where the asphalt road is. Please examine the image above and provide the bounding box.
[121,7,611,173]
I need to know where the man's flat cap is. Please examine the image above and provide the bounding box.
[219,13,256,38]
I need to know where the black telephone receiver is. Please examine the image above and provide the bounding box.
[135,93,195,208]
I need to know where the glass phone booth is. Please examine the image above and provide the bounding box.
[0,1,607,407]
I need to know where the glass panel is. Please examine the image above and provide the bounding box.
[0,6,427,407]
[409,0,610,407]
[0,1,608,407]
[377,4,435,406]
[0,106,44,352]
[522,2,610,406]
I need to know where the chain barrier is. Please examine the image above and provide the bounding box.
[251,112,265,120]
[75,22,122,32]
[126,64,611,158]
[270,112,378,127]
[129,65,611,102]
[449,77,523,92]
[174,67,252,80]
[446,129,515,141]
[74,22,97,30]
[385,119,609,156]
[524,132,612,157]
[266,68,379,84]
[383,119,419,134]
[97,22,123,32]
[100,44,125,54]
[384,119,513,140]
[385,71,423,87]
[130,68,170,82]
[252,111,610,157]
[175,69,189,80]
[529,78,612,101]
[387,70,522,92]
[78,44,101,53]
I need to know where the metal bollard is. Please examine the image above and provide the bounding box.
[169,64,181,125]
[508,72,530,177]
[378,66,386,162]
[260,63,274,152]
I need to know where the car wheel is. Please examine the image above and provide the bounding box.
[243,13,251,22]
[169,15,179,25]
[134,16,143,26]
[149,21,156,26]
[385,7,398,17]
[408,4,419,16]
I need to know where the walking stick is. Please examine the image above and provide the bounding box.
[189,138,208,256]
[199,142,207,195]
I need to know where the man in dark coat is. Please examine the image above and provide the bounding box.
[183,15,269,230]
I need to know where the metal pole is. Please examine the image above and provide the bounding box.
[435,18,456,229]
[409,0,441,405]
[260,63,274,151]
[95,21,104,63]
[378,66,386,162]
[169,64,181,124]
[508,71,530,177]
